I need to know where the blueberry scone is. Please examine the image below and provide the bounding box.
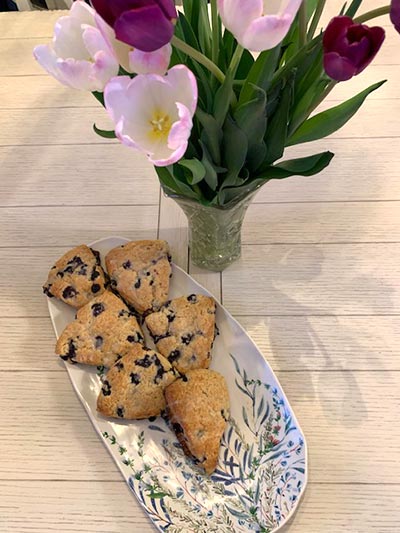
[56,290,144,366]
[105,240,171,315]
[43,245,107,308]
[145,294,216,374]
[97,344,177,419]
[165,369,230,474]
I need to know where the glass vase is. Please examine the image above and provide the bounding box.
[170,193,255,272]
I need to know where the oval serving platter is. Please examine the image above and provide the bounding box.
[47,236,308,533]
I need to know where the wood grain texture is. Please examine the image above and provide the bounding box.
[1,7,400,532]
[243,201,400,243]
[2,315,400,372]
[1,481,399,533]
[0,370,399,484]
[235,315,400,372]
[222,243,400,315]
[0,206,159,247]
[0,144,159,207]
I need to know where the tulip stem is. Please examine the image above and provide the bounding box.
[228,44,244,78]
[171,36,225,83]
[354,5,390,24]
[298,2,308,47]
[308,0,327,39]
[211,0,220,65]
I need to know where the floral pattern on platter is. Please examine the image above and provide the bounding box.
[101,354,306,533]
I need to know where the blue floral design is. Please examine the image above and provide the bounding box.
[101,353,306,532]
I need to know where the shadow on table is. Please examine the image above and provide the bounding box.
[243,245,395,426]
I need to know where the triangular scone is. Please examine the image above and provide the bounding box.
[105,240,172,315]
[56,291,144,366]
[97,345,177,419]
[165,369,230,474]
[43,245,107,308]
[145,294,216,374]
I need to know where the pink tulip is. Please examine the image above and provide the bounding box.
[217,0,303,52]
[104,65,198,166]
[33,1,119,91]
[95,13,171,75]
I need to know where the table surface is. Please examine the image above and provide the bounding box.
[1,3,399,532]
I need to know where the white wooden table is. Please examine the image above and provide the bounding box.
[1,4,399,532]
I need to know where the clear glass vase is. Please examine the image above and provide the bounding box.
[170,193,255,272]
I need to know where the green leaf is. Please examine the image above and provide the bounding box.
[287,80,386,146]
[257,151,335,179]
[199,141,219,191]
[236,49,255,80]
[345,0,363,18]
[178,158,206,185]
[93,124,116,139]
[176,12,200,51]
[264,70,295,164]
[234,86,267,146]
[196,108,222,165]
[197,0,212,57]
[221,115,248,188]
[239,45,281,105]
[92,91,104,107]
[213,71,234,127]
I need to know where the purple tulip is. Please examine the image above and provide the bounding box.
[323,16,385,82]
[91,0,177,52]
[391,0,400,33]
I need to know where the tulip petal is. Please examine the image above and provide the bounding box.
[57,57,100,91]
[323,16,354,52]
[217,0,262,47]
[114,5,174,52]
[391,0,400,33]
[33,44,69,86]
[91,0,116,26]
[243,13,295,52]
[323,52,357,81]
[128,44,171,75]
[165,65,198,115]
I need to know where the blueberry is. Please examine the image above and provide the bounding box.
[168,350,181,363]
[60,338,76,362]
[146,271,151,276]
[115,354,123,361]
[62,285,77,299]
[64,266,74,274]
[187,294,197,303]
[56,271,64,278]
[167,312,175,323]
[77,266,87,276]
[151,259,157,265]
[110,278,117,288]
[91,267,100,281]
[115,361,124,371]
[130,372,141,385]
[122,260,131,269]
[67,255,83,267]
[91,283,101,293]
[95,336,103,349]
[43,285,54,298]
[181,333,193,345]
[181,374,188,382]
[127,332,143,343]
[154,365,166,384]
[149,280,154,286]
[134,278,141,289]
[116,406,124,418]
[167,254,172,262]
[90,248,101,265]
[135,354,154,368]
[148,416,157,422]
[101,380,112,396]
[172,422,184,435]
[92,302,105,317]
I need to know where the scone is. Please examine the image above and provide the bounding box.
[145,295,216,374]
[97,345,177,419]
[105,240,171,315]
[43,245,107,308]
[165,369,230,474]
[56,290,144,366]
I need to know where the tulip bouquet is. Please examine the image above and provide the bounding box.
[34,0,399,269]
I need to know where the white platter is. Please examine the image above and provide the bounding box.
[47,236,307,533]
